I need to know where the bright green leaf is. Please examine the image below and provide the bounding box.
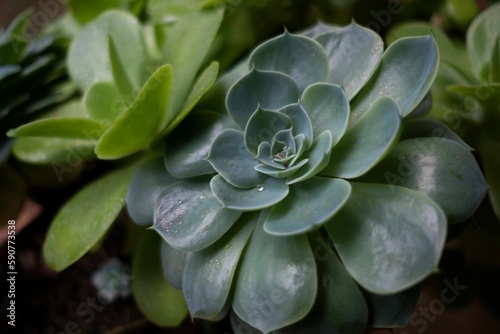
[163,7,224,119]
[12,137,96,164]
[8,118,105,140]
[43,165,136,271]
[160,61,219,137]
[84,81,125,122]
[132,230,188,327]
[95,64,172,159]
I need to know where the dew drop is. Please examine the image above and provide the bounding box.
[256,184,264,192]
[178,200,183,204]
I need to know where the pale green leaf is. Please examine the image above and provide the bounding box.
[68,10,146,91]
[265,177,351,236]
[126,157,178,226]
[316,22,383,99]
[233,210,317,333]
[325,183,447,294]
[165,111,233,178]
[210,175,289,211]
[154,178,242,251]
[249,31,328,92]
[322,97,401,179]
[226,69,299,130]
[207,129,266,187]
[352,36,438,121]
[300,83,349,147]
[183,212,257,319]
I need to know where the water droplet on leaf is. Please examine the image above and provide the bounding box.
[256,184,264,192]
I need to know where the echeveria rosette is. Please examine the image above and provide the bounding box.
[126,22,488,333]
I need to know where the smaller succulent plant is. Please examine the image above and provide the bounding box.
[127,21,487,333]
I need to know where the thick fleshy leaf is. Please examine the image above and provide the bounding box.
[286,130,333,184]
[233,210,317,333]
[479,140,500,220]
[271,129,296,159]
[226,69,299,130]
[84,81,125,122]
[446,83,500,110]
[231,311,264,334]
[207,129,266,187]
[366,138,487,223]
[352,36,438,121]
[210,175,289,211]
[276,232,368,334]
[132,231,188,327]
[43,166,136,271]
[126,157,178,226]
[95,64,172,159]
[386,22,460,67]
[405,91,432,119]
[7,116,103,140]
[364,285,421,328]
[154,178,242,252]
[68,10,146,91]
[400,118,469,148]
[165,111,233,178]
[12,137,96,164]
[265,177,351,236]
[466,3,500,80]
[300,83,349,147]
[159,61,219,138]
[249,31,328,92]
[256,142,286,170]
[322,97,401,179]
[245,107,293,155]
[315,22,383,99]
[163,7,224,118]
[183,212,257,319]
[160,240,188,289]
[278,104,313,147]
[325,183,447,294]
[255,159,308,178]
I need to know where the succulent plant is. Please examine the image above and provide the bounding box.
[128,21,488,333]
